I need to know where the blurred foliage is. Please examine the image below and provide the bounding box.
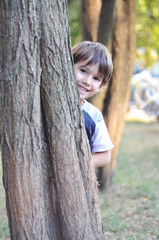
[68,0,82,47]
[136,0,159,67]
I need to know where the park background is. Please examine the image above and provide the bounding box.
[0,0,159,239]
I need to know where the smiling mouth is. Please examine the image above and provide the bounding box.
[78,85,89,92]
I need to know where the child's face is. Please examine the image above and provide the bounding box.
[74,60,103,105]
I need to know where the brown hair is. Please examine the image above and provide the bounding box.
[72,41,113,86]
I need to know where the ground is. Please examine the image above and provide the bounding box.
[100,122,159,240]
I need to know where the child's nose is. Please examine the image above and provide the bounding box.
[83,76,91,85]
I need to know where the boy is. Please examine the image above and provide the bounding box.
[72,41,114,168]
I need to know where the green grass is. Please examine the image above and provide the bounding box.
[100,122,159,239]
[0,153,10,240]
[1,122,159,239]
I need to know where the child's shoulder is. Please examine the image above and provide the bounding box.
[81,100,103,122]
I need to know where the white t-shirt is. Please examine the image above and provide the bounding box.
[81,100,114,153]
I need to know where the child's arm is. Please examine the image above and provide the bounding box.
[91,150,111,168]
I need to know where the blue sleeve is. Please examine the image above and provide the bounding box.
[82,110,95,152]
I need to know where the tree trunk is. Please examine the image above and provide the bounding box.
[98,0,116,46]
[81,0,102,41]
[81,0,116,111]
[0,0,106,239]
[81,0,116,114]
[98,0,136,190]
[81,0,116,44]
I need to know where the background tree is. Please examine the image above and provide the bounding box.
[80,0,136,190]
[0,0,106,239]
[98,0,116,46]
[98,0,136,190]
[81,0,116,45]
[69,0,158,191]
[81,0,102,41]
[69,0,159,67]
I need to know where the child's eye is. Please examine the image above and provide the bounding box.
[94,77,101,81]
[80,69,86,74]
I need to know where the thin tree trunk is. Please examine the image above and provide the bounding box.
[88,0,116,110]
[0,0,106,239]
[81,0,102,41]
[98,0,136,190]
[81,0,116,44]
[98,0,116,46]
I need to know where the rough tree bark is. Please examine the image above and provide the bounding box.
[98,0,136,190]
[0,0,106,239]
